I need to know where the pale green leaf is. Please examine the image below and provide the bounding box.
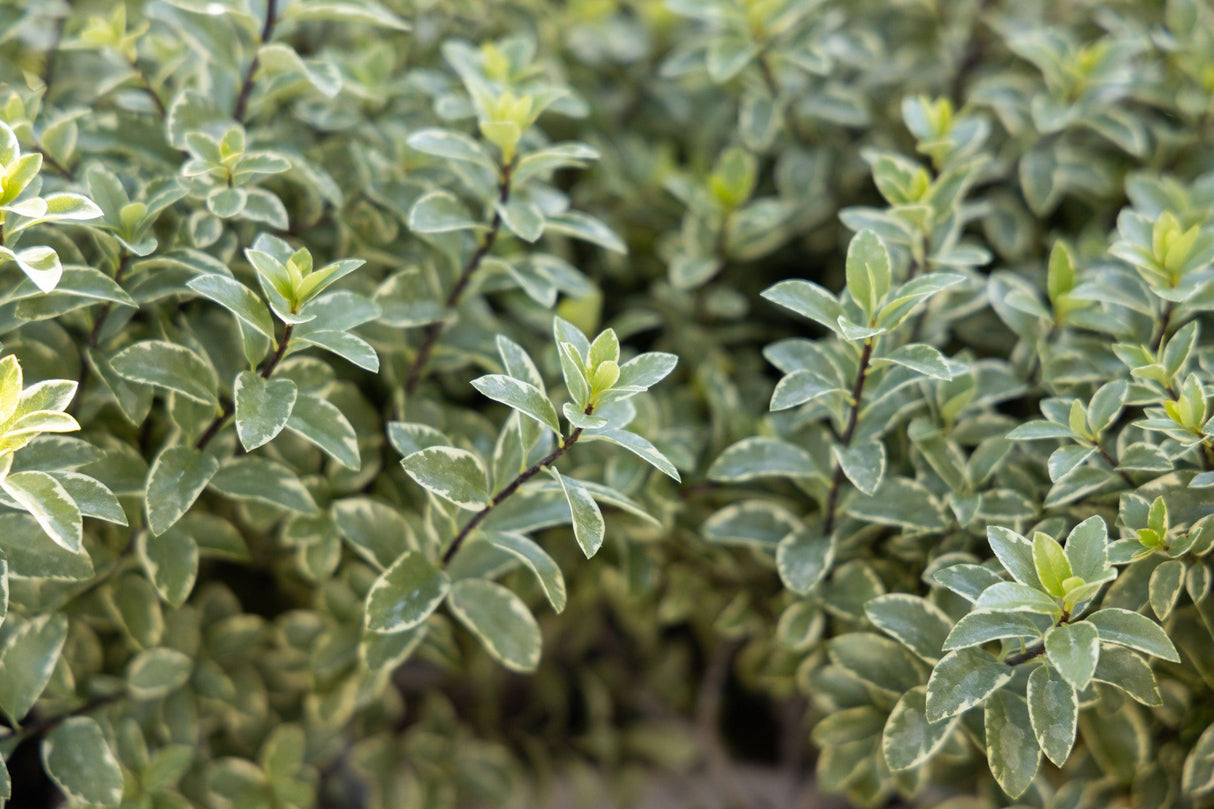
[401,447,489,510]
[1027,664,1078,767]
[447,579,542,672]
[365,550,450,632]
[42,717,125,807]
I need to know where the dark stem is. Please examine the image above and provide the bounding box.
[195,323,293,451]
[1006,611,1070,665]
[441,414,589,567]
[404,161,514,395]
[127,57,168,119]
[232,0,278,122]
[756,51,779,98]
[1004,642,1046,666]
[1095,444,1136,488]
[1151,300,1174,352]
[34,145,75,181]
[1,695,119,741]
[823,338,874,534]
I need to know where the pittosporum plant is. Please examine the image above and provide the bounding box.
[0,1,1213,808]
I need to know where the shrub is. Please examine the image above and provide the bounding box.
[0,1,1213,808]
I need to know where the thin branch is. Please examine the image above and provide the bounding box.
[232,0,279,123]
[1004,642,1045,666]
[441,408,591,567]
[195,323,293,451]
[1,695,120,741]
[34,143,76,181]
[1095,444,1136,488]
[1151,300,1174,353]
[1006,612,1069,665]
[823,338,874,534]
[404,160,515,395]
[126,56,168,119]
[756,51,779,98]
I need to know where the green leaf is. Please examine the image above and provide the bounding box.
[112,341,218,406]
[974,582,1060,615]
[835,441,885,496]
[332,498,410,570]
[42,717,125,807]
[364,550,450,632]
[880,343,954,380]
[985,690,1041,798]
[285,393,360,470]
[615,352,678,391]
[234,372,297,451]
[136,528,199,609]
[0,355,20,422]
[472,374,560,434]
[847,476,947,531]
[1092,645,1161,707]
[496,198,545,242]
[1086,608,1180,662]
[770,370,839,411]
[777,528,836,594]
[845,229,892,317]
[406,128,492,166]
[1032,532,1071,597]
[883,686,958,772]
[864,594,952,663]
[0,514,93,580]
[932,563,1004,602]
[987,526,1045,590]
[186,274,274,339]
[585,428,681,481]
[943,612,1042,651]
[829,633,924,696]
[1006,420,1074,440]
[295,329,380,373]
[126,647,193,699]
[1064,516,1108,582]
[925,648,1014,721]
[553,469,604,558]
[400,447,489,510]
[1,470,82,552]
[708,437,817,481]
[1027,664,1078,767]
[49,472,126,526]
[1149,558,1185,620]
[487,531,566,613]
[145,447,221,536]
[1045,621,1099,689]
[446,579,542,672]
[0,613,68,722]
[544,211,626,254]
[408,190,479,234]
[761,279,842,333]
[706,34,757,82]
[283,0,410,30]
[557,342,591,408]
[210,456,318,514]
[1183,723,1214,796]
